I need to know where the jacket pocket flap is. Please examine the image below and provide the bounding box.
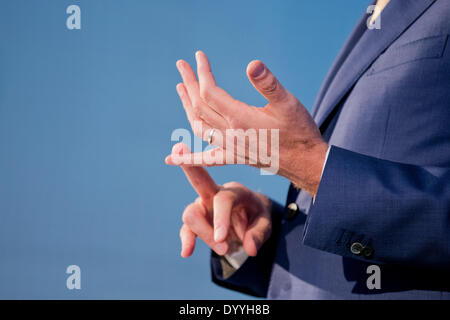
[367,34,448,76]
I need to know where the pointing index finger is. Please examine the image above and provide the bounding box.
[172,143,219,204]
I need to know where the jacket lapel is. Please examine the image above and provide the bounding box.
[310,2,373,120]
[313,0,437,128]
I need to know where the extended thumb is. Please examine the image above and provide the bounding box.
[247,60,289,104]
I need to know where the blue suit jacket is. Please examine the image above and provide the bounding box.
[211,0,450,299]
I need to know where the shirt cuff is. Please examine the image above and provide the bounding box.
[223,246,249,270]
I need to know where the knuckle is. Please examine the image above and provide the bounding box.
[213,192,225,202]
[182,205,197,225]
[199,87,212,103]
[285,92,298,105]
[182,212,195,226]
[223,181,242,189]
[253,230,264,243]
[262,76,279,95]
[214,191,233,204]
[228,116,241,129]
[260,218,272,240]
[192,102,202,117]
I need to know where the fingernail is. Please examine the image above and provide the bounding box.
[214,226,227,242]
[214,242,227,255]
[250,63,265,78]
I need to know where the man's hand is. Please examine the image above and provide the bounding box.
[166,51,328,195]
[173,143,272,258]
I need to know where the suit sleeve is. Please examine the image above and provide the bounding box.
[210,201,284,298]
[303,145,450,270]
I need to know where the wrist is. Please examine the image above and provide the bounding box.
[286,140,328,195]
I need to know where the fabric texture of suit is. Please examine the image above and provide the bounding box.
[211,0,450,299]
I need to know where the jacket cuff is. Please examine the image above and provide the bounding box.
[302,146,380,263]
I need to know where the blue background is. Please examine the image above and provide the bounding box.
[0,0,368,299]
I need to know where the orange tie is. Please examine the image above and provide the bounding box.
[370,0,391,25]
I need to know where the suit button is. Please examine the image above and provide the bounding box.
[362,246,374,258]
[285,203,299,220]
[350,242,364,255]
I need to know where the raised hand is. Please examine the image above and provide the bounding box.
[172,143,272,258]
[167,51,328,195]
